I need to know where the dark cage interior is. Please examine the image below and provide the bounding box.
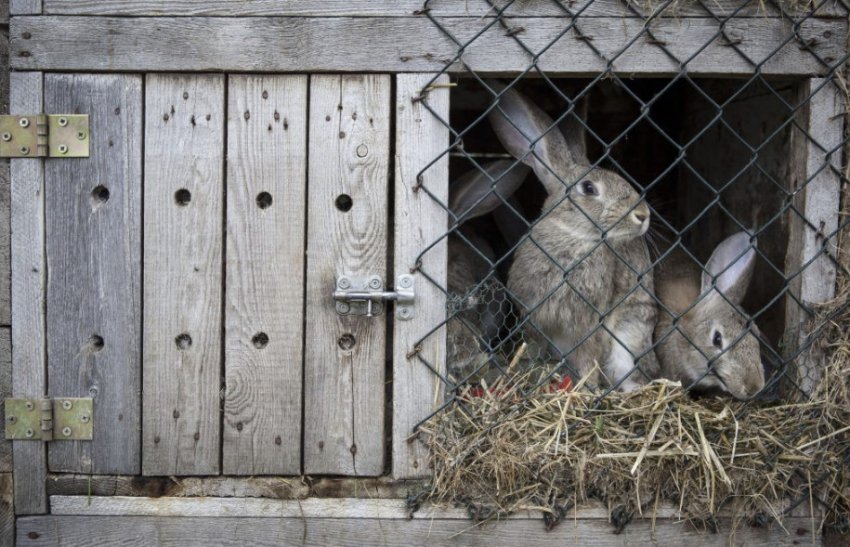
[440,75,836,399]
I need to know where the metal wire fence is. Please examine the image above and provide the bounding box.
[407,0,850,528]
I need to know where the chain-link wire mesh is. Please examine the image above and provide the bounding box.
[406,0,850,532]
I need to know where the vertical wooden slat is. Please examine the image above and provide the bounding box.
[44,74,142,474]
[143,74,224,475]
[785,78,843,395]
[392,74,449,478]
[10,71,46,514]
[10,0,41,15]
[304,75,390,475]
[223,75,307,475]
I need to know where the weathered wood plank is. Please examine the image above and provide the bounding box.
[304,75,390,476]
[16,515,825,546]
[393,74,449,479]
[38,0,849,18]
[143,74,224,475]
[0,329,10,472]
[0,474,12,546]
[785,78,843,395]
[10,16,846,76]
[0,23,9,325]
[10,71,46,515]
[44,74,142,474]
[224,75,307,475]
[46,495,821,520]
[10,0,40,16]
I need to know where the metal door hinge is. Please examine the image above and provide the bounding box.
[333,274,415,320]
[0,114,90,158]
[4,398,93,441]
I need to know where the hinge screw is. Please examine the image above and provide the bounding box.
[400,275,413,288]
[62,400,72,410]
[336,302,351,314]
[1,133,11,142]
[338,277,351,290]
[19,118,29,128]
[6,416,15,424]
[19,146,29,155]
[24,401,34,410]
[77,131,87,140]
[25,428,34,438]
[80,414,90,423]
[58,117,68,127]
[58,144,69,155]
[62,426,72,437]
[399,307,411,319]
[369,277,382,290]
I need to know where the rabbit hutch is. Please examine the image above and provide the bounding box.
[1,0,849,545]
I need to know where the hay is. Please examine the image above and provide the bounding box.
[418,281,850,533]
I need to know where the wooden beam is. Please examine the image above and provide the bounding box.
[16,514,826,546]
[142,74,225,475]
[38,0,849,18]
[10,71,46,515]
[44,74,142,475]
[0,329,10,472]
[393,74,449,479]
[10,0,40,15]
[784,78,844,395]
[9,16,846,76]
[0,474,12,546]
[223,75,307,475]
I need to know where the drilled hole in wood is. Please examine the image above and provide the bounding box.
[91,185,110,204]
[89,334,104,352]
[256,192,273,209]
[252,332,269,349]
[174,188,192,206]
[175,333,192,350]
[338,333,356,351]
[335,194,353,212]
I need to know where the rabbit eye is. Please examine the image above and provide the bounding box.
[712,330,723,349]
[580,181,598,196]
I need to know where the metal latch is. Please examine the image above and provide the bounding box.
[334,274,415,320]
[5,398,93,441]
[0,114,90,158]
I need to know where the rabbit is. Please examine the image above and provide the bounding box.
[446,160,530,384]
[488,82,659,391]
[654,232,765,400]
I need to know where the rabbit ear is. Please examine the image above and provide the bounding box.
[449,160,530,224]
[557,95,589,166]
[492,195,527,251]
[487,82,582,195]
[701,232,757,304]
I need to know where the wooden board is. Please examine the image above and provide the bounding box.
[9,16,846,76]
[0,474,12,546]
[142,74,224,475]
[0,328,10,471]
[393,74,449,478]
[224,75,307,475]
[10,0,40,15]
[44,74,142,474]
[303,75,390,476]
[10,71,46,515]
[37,0,849,18]
[16,514,826,546]
[785,78,844,395]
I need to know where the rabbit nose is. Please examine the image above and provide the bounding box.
[630,210,649,225]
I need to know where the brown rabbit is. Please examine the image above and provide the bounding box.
[489,82,659,390]
[654,232,765,400]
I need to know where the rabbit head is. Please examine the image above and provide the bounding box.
[656,232,765,400]
[487,82,650,243]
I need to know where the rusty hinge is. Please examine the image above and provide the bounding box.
[4,398,93,441]
[0,114,90,158]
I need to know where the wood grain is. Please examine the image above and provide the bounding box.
[9,16,846,76]
[224,75,307,475]
[142,74,224,475]
[303,75,390,476]
[44,74,142,474]
[0,328,10,472]
[17,515,825,546]
[393,74,449,479]
[10,71,46,515]
[785,78,843,395]
[10,0,40,15]
[0,473,12,546]
[38,0,848,18]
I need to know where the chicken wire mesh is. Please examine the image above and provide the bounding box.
[404,0,850,531]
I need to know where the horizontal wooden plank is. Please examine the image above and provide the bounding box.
[38,0,849,17]
[17,515,825,546]
[46,495,822,521]
[10,16,846,76]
